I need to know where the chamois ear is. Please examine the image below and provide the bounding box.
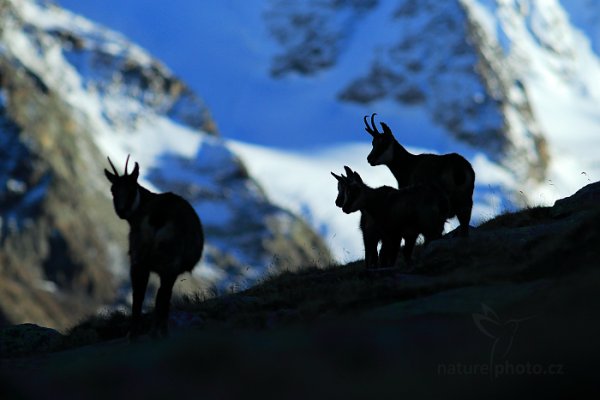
[130,162,140,181]
[331,172,343,182]
[104,169,117,183]
[343,165,353,177]
[352,171,363,184]
[380,122,393,136]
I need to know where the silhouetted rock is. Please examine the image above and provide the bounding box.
[553,180,600,215]
[0,323,63,357]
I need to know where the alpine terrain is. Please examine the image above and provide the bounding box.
[0,0,329,329]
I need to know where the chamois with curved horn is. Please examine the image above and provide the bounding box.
[364,113,475,237]
[333,166,448,266]
[105,155,204,338]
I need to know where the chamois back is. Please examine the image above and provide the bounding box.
[364,113,474,236]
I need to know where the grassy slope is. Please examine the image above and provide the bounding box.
[1,186,599,398]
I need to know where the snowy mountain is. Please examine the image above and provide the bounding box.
[51,0,600,193]
[51,0,599,259]
[235,0,600,258]
[0,0,329,328]
[264,0,600,184]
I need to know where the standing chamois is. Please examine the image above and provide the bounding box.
[333,166,448,266]
[364,113,475,237]
[332,168,397,268]
[105,156,204,338]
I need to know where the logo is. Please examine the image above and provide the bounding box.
[436,304,563,378]
[472,303,534,368]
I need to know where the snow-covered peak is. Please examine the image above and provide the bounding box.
[4,0,212,137]
[17,0,155,65]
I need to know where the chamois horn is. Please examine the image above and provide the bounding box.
[124,154,131,175]
[364,113,380,137]
[107,156,119,176]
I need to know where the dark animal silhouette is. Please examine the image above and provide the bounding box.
[364,113,475,237]
[105,156,204,338]
[332,169,396,268]
[333,166,448,266]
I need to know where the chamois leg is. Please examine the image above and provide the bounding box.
[402,234,418,265]
[152,273,177,338]
[130,264,149,339]
[363,232,379,269]
[379,237,400,268]
[456,200,472,237]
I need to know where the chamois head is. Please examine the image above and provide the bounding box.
[331,166,365,214]
[364,113,396,166]
[104,155,140,220]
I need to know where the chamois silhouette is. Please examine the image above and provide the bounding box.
[364,113,475,237]
[333,166,448,266]
[105,156,204,338]
[332,168,397,268]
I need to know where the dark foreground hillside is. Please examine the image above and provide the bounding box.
[1,182,599,398]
